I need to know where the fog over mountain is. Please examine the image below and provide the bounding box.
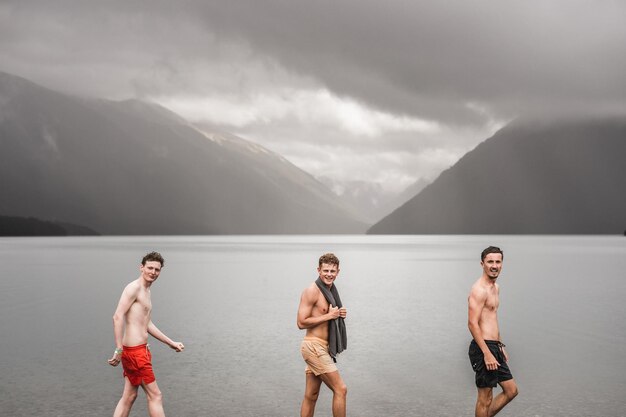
[369,116,626,234]
[5,2,625,196]
[318,176,430,224]
[0,71,368,234]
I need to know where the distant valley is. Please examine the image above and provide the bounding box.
[2,71,624,236]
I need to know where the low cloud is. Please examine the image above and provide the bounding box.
[2,0,624,193]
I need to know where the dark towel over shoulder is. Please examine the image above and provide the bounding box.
[315,277,347,361]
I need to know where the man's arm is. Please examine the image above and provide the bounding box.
[108,281,139,366]
[148,321,184,352]
[297,286,340,329]
[468,286,500,371]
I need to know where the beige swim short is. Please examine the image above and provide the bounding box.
[301,336,338,375]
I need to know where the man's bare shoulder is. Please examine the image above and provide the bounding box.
[113,279,142,314]
[300,282,322,304]
[469,279,489,299]
[122,279,141,296]
[301,282,321,299]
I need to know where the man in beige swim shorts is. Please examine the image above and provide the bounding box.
[297,253,348,417]
[301,336,338,375]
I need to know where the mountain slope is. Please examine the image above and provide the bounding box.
[368,116,626,234]
[0,215,98,236]
[0,71,368,234]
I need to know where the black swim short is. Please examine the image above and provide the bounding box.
[468,340,513,388]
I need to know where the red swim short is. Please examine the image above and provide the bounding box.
[121,344,155,386]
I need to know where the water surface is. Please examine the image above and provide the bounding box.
[1,235,625,416]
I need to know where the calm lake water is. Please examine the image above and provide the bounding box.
[1,235,625,417]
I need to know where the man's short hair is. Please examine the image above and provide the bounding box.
[142,251,165,267]
[319,253,340,267]
[481,246,503,261]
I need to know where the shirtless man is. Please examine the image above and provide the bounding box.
[468,246,518,417]
[108,251,184,417]
[297,253,348,417]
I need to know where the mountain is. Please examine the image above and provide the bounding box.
[316,177,430,224]
[379,178,430,219]
[0,71,368,234]
[368,116,626,234]
[0,215,99,236]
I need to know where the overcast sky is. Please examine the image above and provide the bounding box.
[2,0,625,193]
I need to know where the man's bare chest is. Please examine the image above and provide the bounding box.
[485,292,499,311]
[133,292,152,315]
[313,295,330,316]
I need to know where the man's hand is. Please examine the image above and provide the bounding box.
[170,341,185,352]
[484,351,500,371]
[327,305,341,319]
[339,307,347,318]
[108,351,122,366]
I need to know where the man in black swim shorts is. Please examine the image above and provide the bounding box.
[468,340,513,388]
[467,246,518,417]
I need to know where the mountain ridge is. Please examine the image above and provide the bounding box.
[0,71,368,234]
[369,115,626,234]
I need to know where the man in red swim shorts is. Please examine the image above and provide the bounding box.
[121,344,155,386]
[107,252,184,417]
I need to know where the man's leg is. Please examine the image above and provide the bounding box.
[318,371,348,417]
[301,373,322,417]
[141,380,166,417]
[113,378,139,417]
[475,387,493,417]
[487,379,518,417]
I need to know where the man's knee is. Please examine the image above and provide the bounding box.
[334,382,347,398]
[146,387,163,404]
[122,389,138,405]
[304,388,320,402]
[477,395,492,408]
[504,384,518,400]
